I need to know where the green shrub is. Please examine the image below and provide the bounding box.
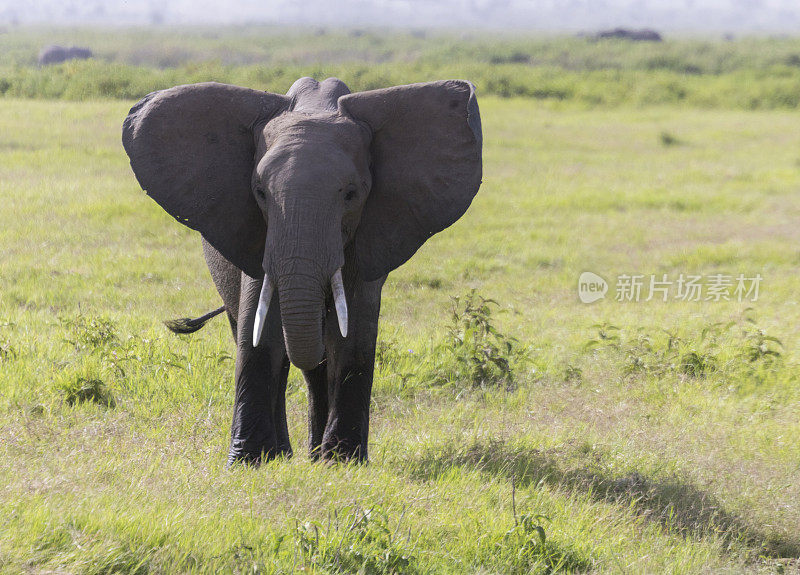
[58,376,116,408]
[436,291,526,389]
[60,313,118,351]
[481,512,589,574]
[375,292,530,393]
[294,505,417,574]
[584,313,784,385]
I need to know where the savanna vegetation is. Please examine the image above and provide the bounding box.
[0,26,799,573]
[4,27,800,108]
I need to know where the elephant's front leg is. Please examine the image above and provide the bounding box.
[228,273,291,466]
[303,363,329,459]
[320,270,385,462]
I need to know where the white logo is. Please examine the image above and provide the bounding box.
[578,272,608,303]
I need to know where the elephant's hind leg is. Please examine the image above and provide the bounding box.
[202,238,241,340]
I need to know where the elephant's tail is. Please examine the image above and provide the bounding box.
[164,306,226,334]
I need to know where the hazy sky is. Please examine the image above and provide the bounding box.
[2,0,799,32]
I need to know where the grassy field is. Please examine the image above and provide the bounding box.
[5,28,800,108]
[1,30,800,574]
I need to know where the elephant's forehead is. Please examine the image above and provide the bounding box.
[261,113,368,152]
[256,113,371,187]
[287,77,351,112]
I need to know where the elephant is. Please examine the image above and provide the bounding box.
[38,45,93,65]
[594,28,662,42]
[122,77,482,465]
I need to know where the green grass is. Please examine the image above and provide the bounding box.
[5,26,800,72]
[5,27,800,108]
[2,88,800,571]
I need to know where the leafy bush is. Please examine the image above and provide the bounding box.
[584,312,784,385]
[436,291,526,389]
[294,505,417,574]
[50,314,122,407]
[60,313,118,352]
[58,376,116,408]
[741,328,783,364]
[482,512,588,574]
[376,291,529,393]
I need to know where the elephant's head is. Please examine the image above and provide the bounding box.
[122,77,482,370]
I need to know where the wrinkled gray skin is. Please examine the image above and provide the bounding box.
[122,77,482,465]
[38,45,93,65]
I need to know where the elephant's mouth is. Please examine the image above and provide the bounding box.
[252,268,348,348]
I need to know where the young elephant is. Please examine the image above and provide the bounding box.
[122,77,482,465]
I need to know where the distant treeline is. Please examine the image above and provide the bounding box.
[3,27,800,108]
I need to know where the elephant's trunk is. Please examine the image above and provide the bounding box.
[261,197,346,370]
[253,265,348,368]
[276,272,326,370]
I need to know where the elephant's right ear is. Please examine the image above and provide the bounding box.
[122,82,290,277]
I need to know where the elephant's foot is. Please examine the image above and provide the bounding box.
[321,441,367,463]
[316,367,372,463]
[308,419,367,462]
[227,438,292,468]
[320,418,368,463]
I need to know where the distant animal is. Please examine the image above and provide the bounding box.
[38,45,93,65]
[595,28,662,42]
[122,77,482,466]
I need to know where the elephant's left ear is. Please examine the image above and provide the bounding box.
[338,80,483,282]
[122,82,290,277]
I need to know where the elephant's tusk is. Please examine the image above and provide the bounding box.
[252,274,274,347]
[331,268,348,338]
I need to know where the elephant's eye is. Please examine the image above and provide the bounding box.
[255,185,266,201]
[344,184,357,201]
